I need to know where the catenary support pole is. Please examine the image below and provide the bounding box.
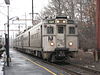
[96,0,100,61]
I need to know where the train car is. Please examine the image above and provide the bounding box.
[0,35,4,48]
[14,16,78,62]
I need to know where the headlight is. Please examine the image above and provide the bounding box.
[68,42,73,46]
[63,20,66,23]
[50,42,54,46]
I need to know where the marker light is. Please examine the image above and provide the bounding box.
[57,20,59,23]
[63,20,66,23]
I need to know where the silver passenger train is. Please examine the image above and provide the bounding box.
[14,16,78,62]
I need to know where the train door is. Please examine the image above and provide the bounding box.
[56,26,66,48]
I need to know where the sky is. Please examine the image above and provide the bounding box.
[0,0,49,38]
[10,0,49,17]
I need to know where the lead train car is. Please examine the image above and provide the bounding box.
[14,16,78,62]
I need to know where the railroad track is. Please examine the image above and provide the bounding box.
[18,51,100,75]
[43,61,100,75]
[68,62,100,75]
[61,64,100,75]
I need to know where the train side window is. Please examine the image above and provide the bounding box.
[69,27,75,34]
[47,26,54,34]
[58,26,63,33]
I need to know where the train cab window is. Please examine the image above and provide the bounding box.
[58,26,64,34]
[47,26,54,34]
[69,27,75,34]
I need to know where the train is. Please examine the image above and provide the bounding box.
[13,16,78,62]
[0,35,4,48]
[0,35,5,56]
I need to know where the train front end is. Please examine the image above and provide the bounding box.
[42,16,78,62]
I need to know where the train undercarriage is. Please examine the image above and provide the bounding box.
[14,47,76,62]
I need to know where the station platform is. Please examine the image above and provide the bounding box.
[4,48,69,75]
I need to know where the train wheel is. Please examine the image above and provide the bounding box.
[51,55,55,63]
[65,56,71,64]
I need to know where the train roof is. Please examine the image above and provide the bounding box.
[16,22,43,37]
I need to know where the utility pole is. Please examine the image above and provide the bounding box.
[4,0,10,66]
[80,0,82,23]
[7,5,10,66]
[96,0,100,61]
[25,12,27,29]
[32,0,34,25]
[71,0,74,20]
[57,0,61,16]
